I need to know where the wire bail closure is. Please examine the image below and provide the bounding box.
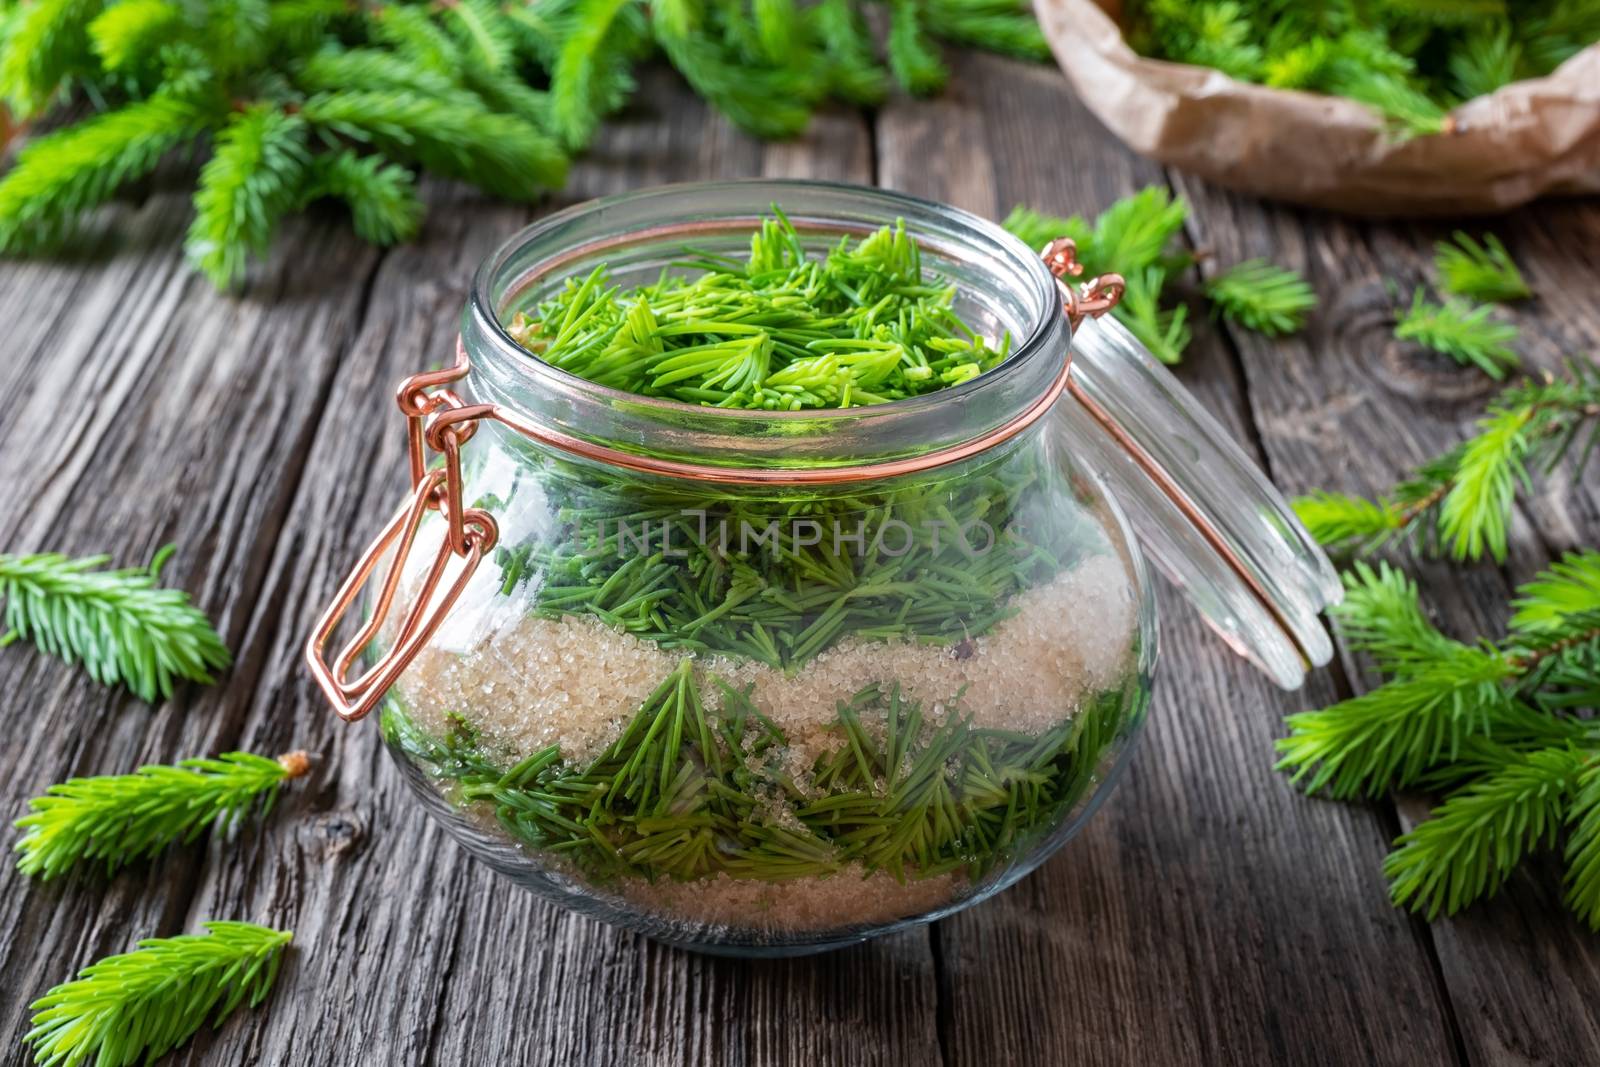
[304,363,499,722]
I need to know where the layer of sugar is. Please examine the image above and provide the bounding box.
[709,555,1136,741]
[398,614,677,765]
[617,865,966,932]
[395,552,1137,766]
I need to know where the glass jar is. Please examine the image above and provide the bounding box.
[307,181,1340,956]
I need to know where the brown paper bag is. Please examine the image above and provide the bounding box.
[1036,0,1600,215]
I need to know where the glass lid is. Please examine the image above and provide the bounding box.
[1059,312,1341,689]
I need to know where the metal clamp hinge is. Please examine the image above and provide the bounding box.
[1042,237,1125,328]
[305,360,500,722]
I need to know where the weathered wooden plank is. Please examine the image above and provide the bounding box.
[0,169,388,1067]
[878,51,1461,1066]
[158,72,940,1067]
[1174,175,1600,1065]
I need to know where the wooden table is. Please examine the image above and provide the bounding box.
[2,53,1597,1066]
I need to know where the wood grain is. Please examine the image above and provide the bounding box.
[0,171,387,1053]
[1,51,1596,1067]
[1176,177,1600,1067]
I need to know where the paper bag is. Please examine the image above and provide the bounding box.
[1036,0,1600,215]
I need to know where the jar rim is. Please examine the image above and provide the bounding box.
[459,180,1069,473]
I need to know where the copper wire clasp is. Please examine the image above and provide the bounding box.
[305,357,500,722]
[1042,238,1125,328]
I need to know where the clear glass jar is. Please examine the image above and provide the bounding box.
[308,181,1338,956]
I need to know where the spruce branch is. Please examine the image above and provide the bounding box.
[0,547,230,701]
[1323,559,1462,672]
[639,0,694,47]
[445,0,518,73]
[1290,490,1409,554]
[1003,191,1313,360]
[1294,360,1600,562]
[1261,38,1332,89]
[1280,554,1600,926]
[201,0,274,76]
[369,2,465,73]
[1131,0,1261,80]
[463,59,559,134]
[1511,551,1600,636]
[1117,265,1191,365]
[294,46,477,102]
[1437,395,1530,562]
[653,22,815,139]
[1003,190,1194,363]
[1275,560,1589,800]
[1325,50,1448,136]
[0,95,205,252]
[268,0,350,52]
[1519,0,1600,71]
[922,0,1051,60]
[24,921,292,1067]
[1275,647,1544,798]
[1384,745,1586,919]
[1448,24,1520,102]
[14,750,312,880]
[812,0,889,104]
[548,0,642,151]
[1508,550,1600,709]
[1395,288,1520,380]
[1204,258,1316,336]
[1088,185,1188,278]
[999,203,1093,255]
[0,0,1056,281]
[1434,231,1531,303]
[753,0,802,66]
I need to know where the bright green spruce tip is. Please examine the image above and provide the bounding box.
[25,920,292,1067]
[15,750,310,880]
[1434,231,1532,304]
[1395,287,1521,381]
[507,209,1012,411]
[0,546,230,702]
